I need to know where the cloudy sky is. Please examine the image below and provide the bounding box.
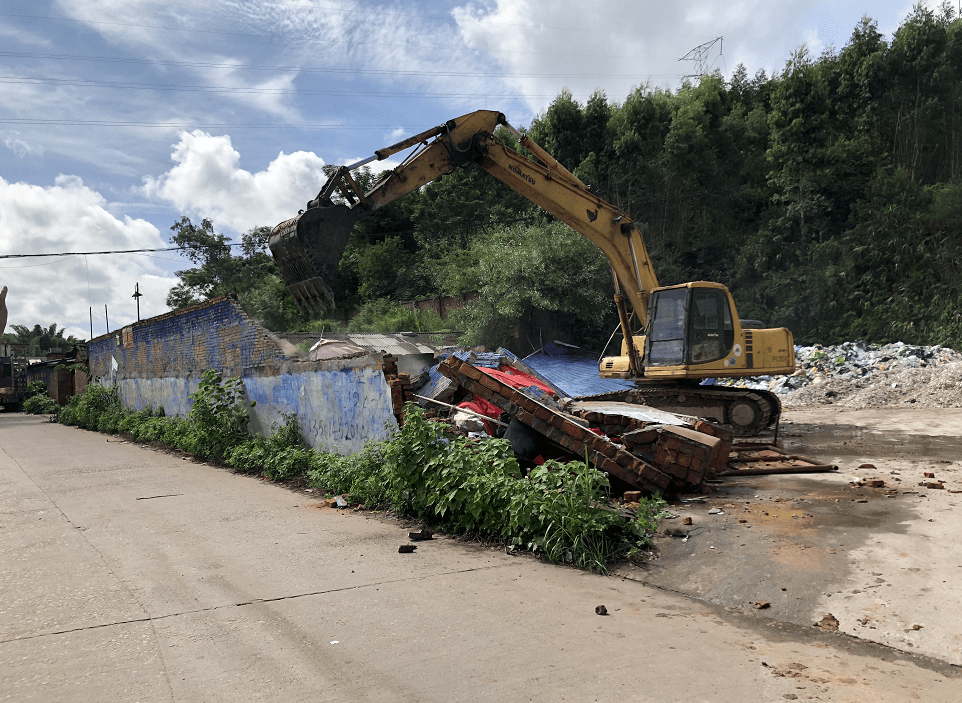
[0,0,944,338]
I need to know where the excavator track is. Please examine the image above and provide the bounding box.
[576,385,780,437]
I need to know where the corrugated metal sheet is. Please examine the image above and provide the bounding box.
[307,339,369,361]
[568,400,691,426]
[438,350,504,368]
[521,341,633,398]
[279,332,442,357]
[345,333,436,355]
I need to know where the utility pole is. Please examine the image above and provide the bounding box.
[89,307,93,340]
[132,282,143,322]
[679,36,723,79]
[105,305,109,334]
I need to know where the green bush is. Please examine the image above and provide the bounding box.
[307,405,668,572]
[225,413,317,481]
[23,394,58,415]
[26,380,47,399]
[346,298,451,334]
[184,370,255,459]
[59,382,121,430]
[58,373,257,465]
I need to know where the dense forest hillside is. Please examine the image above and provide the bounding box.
[172,6,962,353]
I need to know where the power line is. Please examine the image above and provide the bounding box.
[0,244,246,260]
[0,75,550,99]
[0,51,682,80]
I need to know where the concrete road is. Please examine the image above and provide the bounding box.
[1,414,958,702]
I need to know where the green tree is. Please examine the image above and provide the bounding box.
[445,221,616,352]
[2,323,83,355]
[166,217,302,331]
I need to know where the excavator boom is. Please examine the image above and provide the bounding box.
[270,111,657,320]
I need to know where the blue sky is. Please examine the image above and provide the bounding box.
[0,0,945,338]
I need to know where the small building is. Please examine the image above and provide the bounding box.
[25,345,89,405]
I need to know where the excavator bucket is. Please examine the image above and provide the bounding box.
[268,202,363,311]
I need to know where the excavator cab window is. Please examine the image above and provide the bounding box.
[646,289,687,367]
[646,287,736,367]
[688,288,733,364]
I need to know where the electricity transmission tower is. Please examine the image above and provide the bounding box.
[679,37,723,78]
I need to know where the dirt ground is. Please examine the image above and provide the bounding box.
[617,405,962,670]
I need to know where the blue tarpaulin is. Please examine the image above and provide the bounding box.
[519,341,634,398]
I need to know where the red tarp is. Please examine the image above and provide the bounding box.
[456,366,557,434]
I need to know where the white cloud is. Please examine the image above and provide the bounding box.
[2,132,45,159]
[0,175,178,337]
[142,130,328,233]
[451,0,827,111]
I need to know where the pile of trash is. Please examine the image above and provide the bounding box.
[715,342,962,409]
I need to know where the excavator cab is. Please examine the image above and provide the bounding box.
[646,284,735,368]
[601,281,794,382]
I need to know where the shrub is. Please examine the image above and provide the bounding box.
[59,382,121,430]
[26,380,47,399]
[23,394,58,415]
[307,405,667,572]
[225,414,316,481]
[184,370,255,459]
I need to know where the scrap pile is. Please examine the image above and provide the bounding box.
[376,340,836,496]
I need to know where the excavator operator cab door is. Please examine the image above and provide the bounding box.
[644,286,735,368]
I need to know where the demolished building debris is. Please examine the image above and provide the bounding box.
[434,355,737,494]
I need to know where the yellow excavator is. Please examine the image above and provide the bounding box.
[268,110,795,435]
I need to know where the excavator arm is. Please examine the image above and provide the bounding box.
[269,110,659,375]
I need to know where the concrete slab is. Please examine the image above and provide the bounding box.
[0,622,170,703]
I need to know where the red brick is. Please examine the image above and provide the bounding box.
[561,420,590,442]
[459,363,482,380]
[532,405,552,422]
